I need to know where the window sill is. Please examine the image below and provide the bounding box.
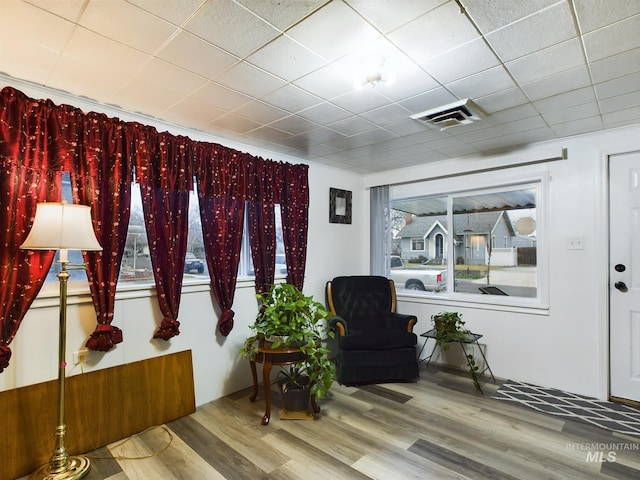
[396,290,549,316]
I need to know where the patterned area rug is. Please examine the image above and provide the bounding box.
[492,380,640,436]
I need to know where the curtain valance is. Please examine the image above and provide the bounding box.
[0,86,309,203]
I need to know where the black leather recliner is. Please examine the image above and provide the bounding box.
[326,276,419,385]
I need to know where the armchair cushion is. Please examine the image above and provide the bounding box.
[339,329,417,350]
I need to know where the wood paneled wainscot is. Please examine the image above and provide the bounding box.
[0,350,195,480]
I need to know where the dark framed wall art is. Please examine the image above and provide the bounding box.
[329,188,352,224]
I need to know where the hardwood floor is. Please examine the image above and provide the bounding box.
[23,364,640,479]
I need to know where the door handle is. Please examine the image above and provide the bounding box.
[615,281,628,292]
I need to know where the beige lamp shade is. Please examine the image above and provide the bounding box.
[21,202,102,252]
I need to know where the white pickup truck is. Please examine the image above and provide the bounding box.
[389,255,447,292]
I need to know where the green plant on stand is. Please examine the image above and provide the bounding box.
[240,283,335,401]
[431,311,482,394]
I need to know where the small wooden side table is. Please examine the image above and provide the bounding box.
[249,340,320,425]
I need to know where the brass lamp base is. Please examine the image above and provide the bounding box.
[29,456,90,480]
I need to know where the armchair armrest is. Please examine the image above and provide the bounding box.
[328,315,348,337]
[385,312,417,333]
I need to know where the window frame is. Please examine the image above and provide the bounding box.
[389,171,548,312]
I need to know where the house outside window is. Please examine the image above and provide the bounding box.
[389,181,541,305]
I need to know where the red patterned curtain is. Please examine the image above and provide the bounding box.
[137,130,193,340]
[247,201,276,295]
[196,145,245,336]
[67,111,133,352]
[281,164,310,290]
[0,88,62,371]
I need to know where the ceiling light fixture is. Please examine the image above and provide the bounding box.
[354,55,395,89]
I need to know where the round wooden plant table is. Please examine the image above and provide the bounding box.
[249,340,320,425]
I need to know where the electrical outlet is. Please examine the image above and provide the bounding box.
[73,348,89,365]
[567,236,584,250]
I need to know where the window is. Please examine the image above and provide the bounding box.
[45,177,286,291]
[411,238,425,251]
[389,181,540,303]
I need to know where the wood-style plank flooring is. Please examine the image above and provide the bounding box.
[21,364,640,479]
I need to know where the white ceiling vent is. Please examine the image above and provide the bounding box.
[411,99,487,131]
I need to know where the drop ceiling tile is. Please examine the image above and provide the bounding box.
[287,1,379,62]
[359,103,413,127]
[446,66,516,99]
[293,59,358,100]
[296,102,352,124]
[506,39,585,85]
[330,89,391,115]
[599,91,640,114]
[24,0,87,22]
[209,112,262,134]
[269,114,321,135]
[232,100,289,125]
[162,96,227,126]
[583,14,640,62]
[482,104,539,126]
[321,134,369,151]
[299,127,346,144]
[308,143,341,156]
[463,0,559,33]
[345,0,446,33]
[532,86,596,113]
[350,128,399,145]
[486,3,576,62]
[398,88,459,114]
[48,27,150,99]
[422,38,501,85]
[541,102,601,125]
[258,86,320,115]
[550,115,603,137]
[188,82,253,111]
[214,62,286,98]
[236,0,327,31]
[157,31,240,79]
[127,0,208,26]
[184,0,279,58]
[328,116,377,136]
[521,65,592,101]
[244,125,293,143]
[374,136,423,151]
[116,58,209,115]
[403,128,449,144]
[388,1,479,64]
[78,0,178,54]
[0,1,75,82]
[474,87,530,114]
[385,118,435,136]
[438,144,480,158]
[574,0,640,33]
[603,106,640,127]
[595,72,640,100]
[590,47,640,84]
[246,34,327,82]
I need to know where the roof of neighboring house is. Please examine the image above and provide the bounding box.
[397,212,514,238]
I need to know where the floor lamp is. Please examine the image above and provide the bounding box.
[21,201,102,480]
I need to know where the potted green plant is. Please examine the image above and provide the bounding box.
[240,283,335,402]
[431,311,482,393]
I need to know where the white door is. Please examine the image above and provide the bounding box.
[610,151,640,403]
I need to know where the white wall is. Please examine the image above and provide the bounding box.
[366,125,640,400]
